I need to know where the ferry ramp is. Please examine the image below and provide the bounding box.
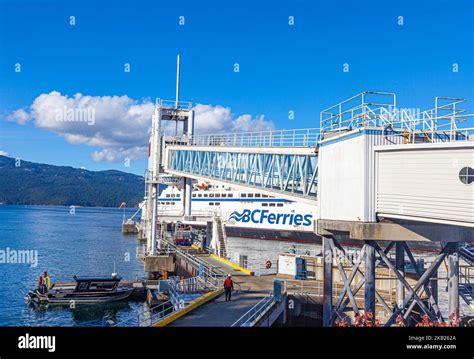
[168,275,279,327]
[196,254,246,277]
[168,290,267,327]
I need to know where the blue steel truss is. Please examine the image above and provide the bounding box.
[166,149,318,199]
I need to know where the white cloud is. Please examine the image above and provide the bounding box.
[0,150,9,157]
[6,91,274,163]
[7,109,30,124]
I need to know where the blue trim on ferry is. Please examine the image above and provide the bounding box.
[158,198,292,203]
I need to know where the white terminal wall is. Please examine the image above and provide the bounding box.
[376,142,474,226]
[317,128,403,222]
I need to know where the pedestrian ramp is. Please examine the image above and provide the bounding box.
[169,290,267,327]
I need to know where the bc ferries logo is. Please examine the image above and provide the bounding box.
[229,209,312,226]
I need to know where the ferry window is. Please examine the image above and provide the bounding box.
[221,194,226,198]
[171,202,175,205]
[166,194,170,198]
[255,194,261,198]
[228,194,233,198]
[203,193,208,197]
[170,194,175,198]
[262,194,268,198]
[269,203,276,207]
[241,194,247,198]
[214,202,220,206]
[459,167,474,184]
[192,194,196,197]
[176,194,180,197]
[166,202,170,205]
[198,194,202,198]
[262,203,268,207]
[247,193,254,198]
[209,203,214,206]
[209,194,214,197]
[215,193,220,198]
[277,203,283,207]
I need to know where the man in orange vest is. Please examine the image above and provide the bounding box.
[224,274,234,302]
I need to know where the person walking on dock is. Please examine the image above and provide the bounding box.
[224,274,234,302]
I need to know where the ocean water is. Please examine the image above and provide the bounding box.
[0,205,147,326]
[0,205,320,326]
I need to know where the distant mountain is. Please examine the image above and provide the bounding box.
[0,156,144,207]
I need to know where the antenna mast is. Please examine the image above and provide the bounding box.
[175,54,181,134]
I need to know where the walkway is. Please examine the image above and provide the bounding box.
[169,290,267,327]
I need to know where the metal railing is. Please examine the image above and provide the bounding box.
[162,236,226,286]
[165,128,321,148]
[156,98,193,110]
[319,91,474,142]
[320,91,396,133]
[231,293,275,327]
[108,300,175,327]
[460,266,474,286]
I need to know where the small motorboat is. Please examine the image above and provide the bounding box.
[25,274,133,305]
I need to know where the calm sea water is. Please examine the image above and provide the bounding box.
[0,205,320,326]
[0,205,147,327]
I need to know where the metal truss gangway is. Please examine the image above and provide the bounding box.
[164,128,320,204]
[162,91,474,206]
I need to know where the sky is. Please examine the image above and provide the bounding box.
[0,0,473,175]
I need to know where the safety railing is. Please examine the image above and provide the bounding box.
[231,293,275,327]
[320,91,396,133]
[156,98,193,110]
[320,91,474,143]
[107,300,175,327]
[162,236,226,287]
[460,266,474,286]
[165,128,321,148]
[168,276,206,309]
[136,240,176,259]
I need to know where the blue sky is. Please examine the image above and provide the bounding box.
[0,0,473,175]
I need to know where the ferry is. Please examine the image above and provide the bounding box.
[145,182,442,252]
[153,182,318,243]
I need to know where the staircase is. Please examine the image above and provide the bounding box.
[214,216,228,259]
[459,284,474,310]
[460,247,474,266]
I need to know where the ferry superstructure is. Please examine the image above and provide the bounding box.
[150,183,318,242]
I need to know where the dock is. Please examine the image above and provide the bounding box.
[132,87,474,327]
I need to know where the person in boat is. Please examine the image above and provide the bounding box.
[41,271,52,293]
[223,274,234,302]
[37,276,45,293]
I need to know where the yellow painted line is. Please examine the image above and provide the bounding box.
[191,244,201,251]
[154,289,224,327]
[210,254,254,276]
